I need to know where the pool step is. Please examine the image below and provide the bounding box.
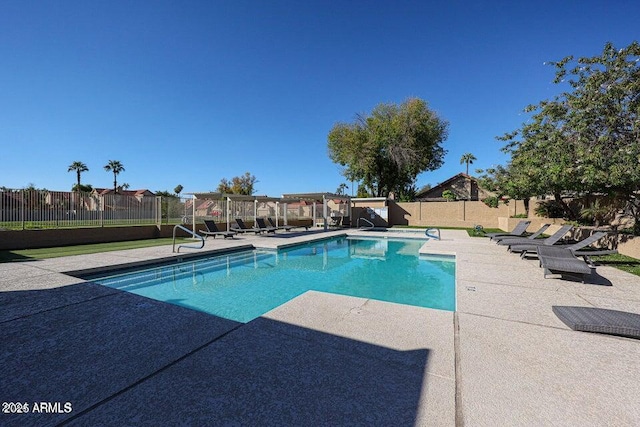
[93,250,275,291]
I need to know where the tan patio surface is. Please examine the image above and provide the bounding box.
[1,229,638,426]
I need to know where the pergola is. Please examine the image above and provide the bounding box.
[281,192,351,231]
[186,192,351,233]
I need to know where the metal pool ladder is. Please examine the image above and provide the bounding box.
[173,224,205,253]
[357,217,375,229]
[425,228,441,240]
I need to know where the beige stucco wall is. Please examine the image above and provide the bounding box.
[497,217,566,233]
[351,200,389,227]
[0,219,316,250]
[391,200,527,228]
[617,235,640,259]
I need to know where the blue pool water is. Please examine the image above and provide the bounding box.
[88,237,456,322]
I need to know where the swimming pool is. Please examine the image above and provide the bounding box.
[86,236,456,322]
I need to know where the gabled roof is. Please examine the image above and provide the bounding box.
[415,173,478,199]
[281,193,350,203]
[93,188,155,196]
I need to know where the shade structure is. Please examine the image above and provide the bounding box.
[184,192,351,233]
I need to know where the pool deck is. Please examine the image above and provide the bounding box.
[1,229,639,426]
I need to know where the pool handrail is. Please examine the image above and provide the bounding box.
[357,217,375,229]
[173,224,205,253]
[425,228,441,240]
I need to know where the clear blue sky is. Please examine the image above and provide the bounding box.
[1,1,638,196]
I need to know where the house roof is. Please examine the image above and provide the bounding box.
[93,188,155,196]
[281,193,350,203]
[415,173,478,199]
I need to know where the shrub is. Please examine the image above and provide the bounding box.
[511,213,528,218]
[580,199,615,228]
[482,196,499,208]
[534,200,565,218]
[442,190,457,201]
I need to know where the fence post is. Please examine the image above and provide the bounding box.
[21,189,25,230]
[156,196,162,228]
[99,195,104,227]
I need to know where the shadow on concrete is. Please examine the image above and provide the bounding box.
[0,251,36,263]
[262,229,331,239]
[545,270,613,286]
[0,284,429,426]
[586,270,613,286]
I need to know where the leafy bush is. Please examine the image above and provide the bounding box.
[482,196,499,208]
[442,190,457,201]
[511,213,528,218]
[534,200,565,218]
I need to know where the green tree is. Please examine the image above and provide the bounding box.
[442,190,456,201]
[497,41,640,227]
[335,183,349,195]
[155,190,177,198]
[356,185,370,198]
[217,178,232,194]
[73,184,93,193]
[417,183,432,193]
[217,172,257,195]
[328,98,448,197]
[68,161,89,191]
[460,153,476,175]
[104,160,125,193]
[397,182,418,202]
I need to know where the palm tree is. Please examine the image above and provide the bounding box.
[68,161,89,191]
[460,153,477,175]
[104,160,125,193]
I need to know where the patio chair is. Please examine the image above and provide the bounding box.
[255,217,277,233]
[267,217,310,231]
[513,229,615,259]
[560,231,617,259]
[267,217,294,231]
[199,220,237,239]
[552,306,640,339]
[485,220,531,240]
[506,224,574,255]
[537,245,594,282]
[341,216,351,228]
[494,224,550,244]
[231,218,261,234]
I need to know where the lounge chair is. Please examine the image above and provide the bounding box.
[199,220,237,239]
[513,229,614,259]
[255,217,277,233]
[535,232,617,280]
[506,224,574,254]
[267,217,294,231]
[267,217,310,231]
[494,224,550,244]
[537,245,594,282]
[231,218,261,234]
[552,306,640,339]
[485,220,531,240]
[559,231,617,260]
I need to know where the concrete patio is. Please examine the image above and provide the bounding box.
[1,229,639,426]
